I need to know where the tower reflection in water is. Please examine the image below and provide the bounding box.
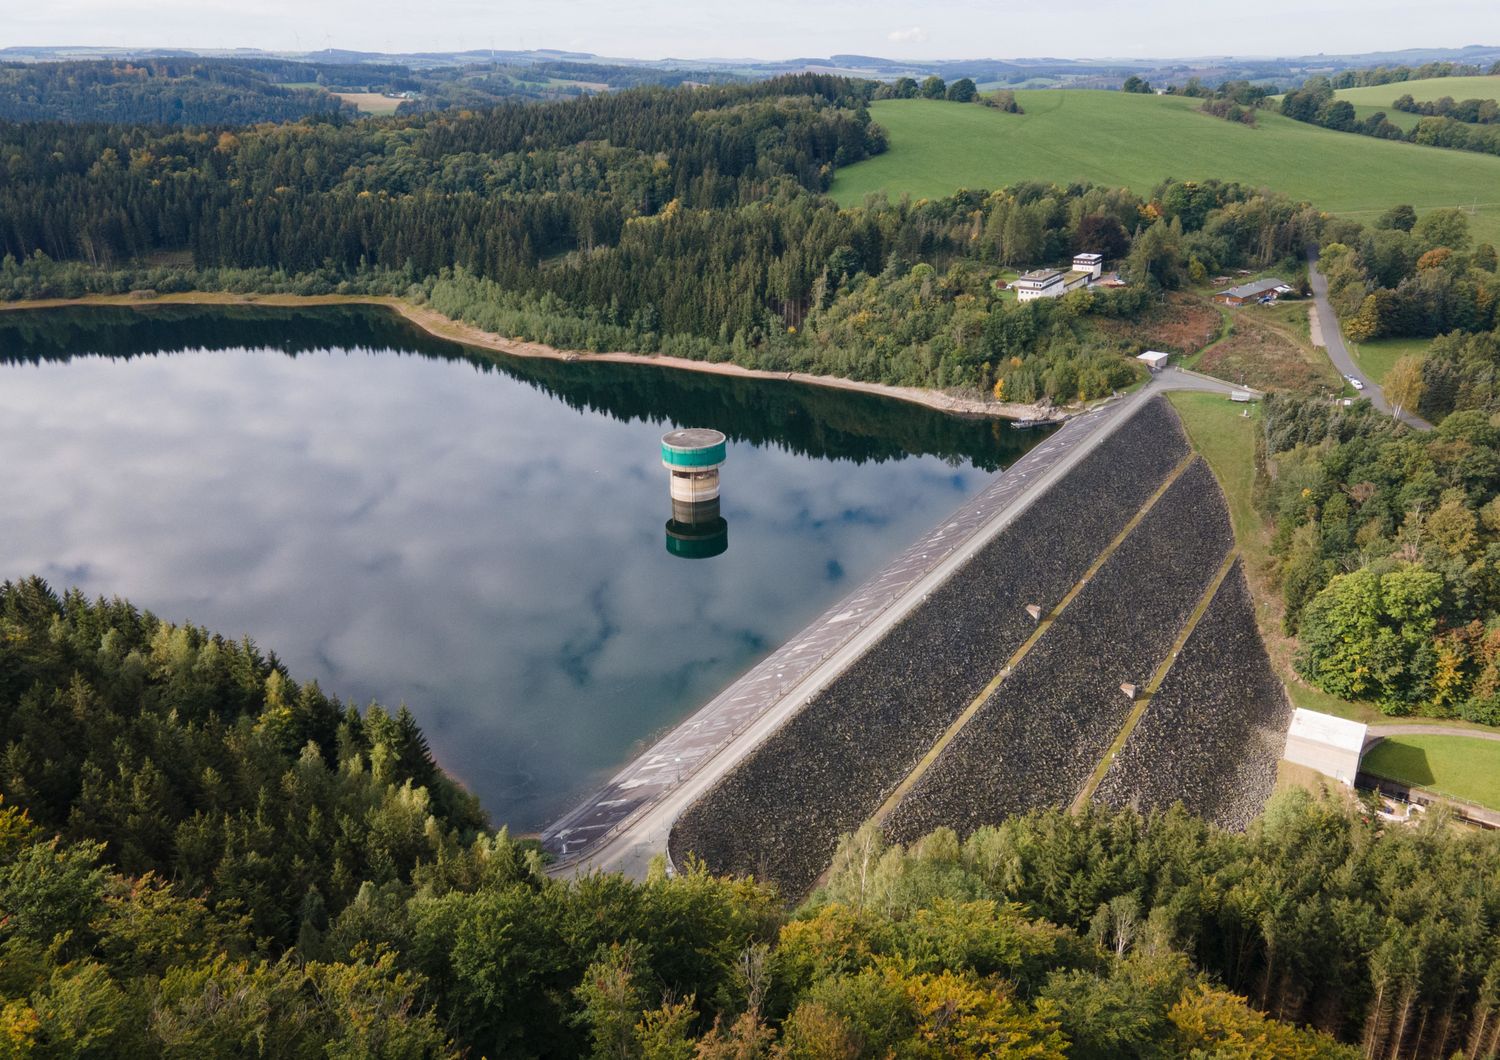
[661,428,729,559]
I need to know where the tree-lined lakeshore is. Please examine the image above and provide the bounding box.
[0,291,1064,420]
[0,74,1329,406]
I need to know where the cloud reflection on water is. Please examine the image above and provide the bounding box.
[2,341,1002,829]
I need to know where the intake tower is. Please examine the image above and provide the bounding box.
[661,428,728,559]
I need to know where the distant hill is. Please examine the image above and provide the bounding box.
[0,59,356,124]
[0,55,733,124]
[830,93,1500,246]
[4,42,1499,91]
[2,43,1497,128]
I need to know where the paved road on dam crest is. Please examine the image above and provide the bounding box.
[541,368,1253,879]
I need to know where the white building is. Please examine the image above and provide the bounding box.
[1073,253,1104,279]
[1014,267,1093,303]
[1137,350,1170,372]
[1014,269,1064,301]
[1283,708,1367,786]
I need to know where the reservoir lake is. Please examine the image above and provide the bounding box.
[0,304,1046,830]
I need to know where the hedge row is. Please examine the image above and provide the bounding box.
[669,397,1191,896]
[1094,560,1291,829]
[885,457,1235,843]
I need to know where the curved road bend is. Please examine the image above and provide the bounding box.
[1306,249,1433,431]
[544,369,1251,880]
[1364,723,1500,748]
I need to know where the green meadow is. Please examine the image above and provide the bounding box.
[1349,104,1420,132]
[1333,74,1500,106]
[1335,75,1500,137]
[1363,734,1500,810]
[831,94,1500,245]
[1348,335,1432,385]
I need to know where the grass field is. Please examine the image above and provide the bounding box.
[1348,335,1431,385]
[831,94,1500,245]
[330,92,402,116]
[1167,392,1260,547]
[1333,74,1500,107]
[1363,734,1500,809]
[1335,75,1499,140]
[1348,104,1420,133]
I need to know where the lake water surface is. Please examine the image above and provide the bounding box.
[0,305,1045,829]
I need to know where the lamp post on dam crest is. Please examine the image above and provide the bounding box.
[661,428,728,559]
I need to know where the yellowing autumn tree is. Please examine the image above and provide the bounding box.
[1383,354,1426,418]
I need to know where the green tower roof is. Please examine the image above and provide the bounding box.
[661,428,727,468]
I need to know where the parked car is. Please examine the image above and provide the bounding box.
[1345,374,1365,391]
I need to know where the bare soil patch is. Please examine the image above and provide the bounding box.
[1096,293,1222,355]
[1198,310,1340,394]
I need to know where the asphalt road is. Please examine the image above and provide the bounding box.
[543,369,1252,880]
[1306,249,1433,431]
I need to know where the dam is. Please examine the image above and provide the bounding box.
[542,369,1282,887]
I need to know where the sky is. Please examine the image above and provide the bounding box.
[4,0,1498,61]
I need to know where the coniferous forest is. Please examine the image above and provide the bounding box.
[0,59,359,124]
[0,56,729,124]
[7,576,1498,1058]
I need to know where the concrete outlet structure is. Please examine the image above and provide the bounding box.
[662,428,729,559]
[1283,708,1367,786]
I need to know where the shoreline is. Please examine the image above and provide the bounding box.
[0,291,1073,423]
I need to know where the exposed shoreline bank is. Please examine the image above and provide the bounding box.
[0,291,1070,422]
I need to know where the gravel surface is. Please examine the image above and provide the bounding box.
[669,398,1191,896]
[884,457,1235,843]
[1093,560,1291,829]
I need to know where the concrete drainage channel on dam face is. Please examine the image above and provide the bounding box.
[1069,546,1243,812]
[865,451,1203,833]
[539,398,1122,871]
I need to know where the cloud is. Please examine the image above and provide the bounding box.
[886,26,928,43]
